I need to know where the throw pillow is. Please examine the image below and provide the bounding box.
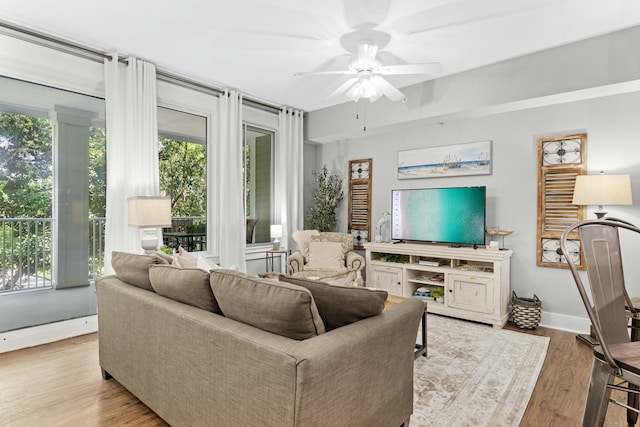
[173,246,197,268]
[312,232,354,254]
[154,250,174,264]
[279,275,388,331]
[111,251,166,291]
[292,229,320,260]
[149,265,221,314]
[306,241,344,270]
[197,255,221,272]
[209,269,325,340]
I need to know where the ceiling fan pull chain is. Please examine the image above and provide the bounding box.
[363,102,367,131]
[355,100,359,120]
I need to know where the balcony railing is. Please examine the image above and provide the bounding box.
[163,216,207,252]
[89,217,106,280]
[0,216,204,294]
[1,218,53,293]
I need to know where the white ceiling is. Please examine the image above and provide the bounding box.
[3,0,640,112]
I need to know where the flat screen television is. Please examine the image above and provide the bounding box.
[391,186,486,246]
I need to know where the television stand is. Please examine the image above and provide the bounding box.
[364,242,513,328]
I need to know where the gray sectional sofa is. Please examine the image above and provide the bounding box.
[97,252,424,427]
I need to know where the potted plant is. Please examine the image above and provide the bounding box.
[305,166,344,232]
[430,287,445,303]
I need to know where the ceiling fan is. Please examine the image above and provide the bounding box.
[295,41,442,103]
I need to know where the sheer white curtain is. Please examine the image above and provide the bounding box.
[103,54,159,273]
[275,108,304,250]
[218,89,247,271]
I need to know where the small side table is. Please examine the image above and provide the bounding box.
[265,249,291,273]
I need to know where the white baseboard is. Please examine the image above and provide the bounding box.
[538,310,590,334]
[0,315,98,354]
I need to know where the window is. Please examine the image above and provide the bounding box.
[158,107,207,252]
[243,125,273,244]
[0,76,106,292]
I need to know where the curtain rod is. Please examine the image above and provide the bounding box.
[155,70,282,115]
[0,19,293,115]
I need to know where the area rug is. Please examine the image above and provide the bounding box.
[412,314,549,427]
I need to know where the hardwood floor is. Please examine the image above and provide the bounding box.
[505,323,627,427]
[0,324,630,426]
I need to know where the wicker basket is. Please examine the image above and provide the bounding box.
[511,291,541,329]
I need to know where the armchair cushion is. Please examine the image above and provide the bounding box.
[306,241,345,270]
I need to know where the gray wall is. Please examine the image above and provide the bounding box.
[305,26,640,331]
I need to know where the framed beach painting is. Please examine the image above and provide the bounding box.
[397,140,492,179]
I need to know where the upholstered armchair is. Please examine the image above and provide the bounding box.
[287,230,365,285]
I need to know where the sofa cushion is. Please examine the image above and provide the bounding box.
[279,275,388,331]
[111,251,167,291]
[306,241,345,270]
[149,265,221,314]
[210,269,325,340]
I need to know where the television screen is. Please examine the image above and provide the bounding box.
[391,186,486,246]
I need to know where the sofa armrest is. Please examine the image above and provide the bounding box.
[288,250,304,273]
[287,298,424,427]
[346,250,365,271]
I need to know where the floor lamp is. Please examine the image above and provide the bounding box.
[128,196,172,254]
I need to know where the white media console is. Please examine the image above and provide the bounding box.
[364,242,513,327]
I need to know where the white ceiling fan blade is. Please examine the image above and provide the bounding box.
[294,70,354,76]
[329,77,359,98]
[378,63,442,75]
[371,76,405,102]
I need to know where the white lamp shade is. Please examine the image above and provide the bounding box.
[572,174,633,206]
[128,196,172,227]
[270,224,283,239]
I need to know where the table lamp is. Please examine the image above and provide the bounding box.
[270,224,283,250]
[128,196,172,254]
[572,172,632,218]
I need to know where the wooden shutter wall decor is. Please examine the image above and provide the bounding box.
[348,159,372,249]
[536,133,587,269]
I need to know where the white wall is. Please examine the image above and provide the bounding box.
[306,26,640,332]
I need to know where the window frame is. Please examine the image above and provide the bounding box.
[157,80,218,256]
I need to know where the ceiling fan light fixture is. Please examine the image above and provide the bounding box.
[345,74,383,103]
[346,83,362,102]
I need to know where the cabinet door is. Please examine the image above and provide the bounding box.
[371,265,403,296]
[447,274,494,314]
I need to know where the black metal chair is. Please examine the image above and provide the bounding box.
[561,218,640,427]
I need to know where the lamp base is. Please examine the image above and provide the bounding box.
[272,240,281,251]
[594,205,607,219]
[140,228,159,255]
